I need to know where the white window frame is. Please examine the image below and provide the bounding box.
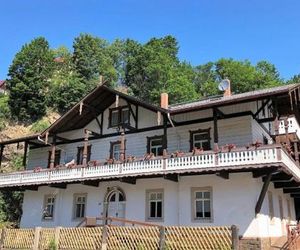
[112,143,121,160]
[148,136,163,156]
[73,193,87,220]
[42,195,56,221]
[146,189,164,221]
[191,187,213,223]
[193,132,209,149]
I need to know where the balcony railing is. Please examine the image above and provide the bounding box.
[0,145,299,187]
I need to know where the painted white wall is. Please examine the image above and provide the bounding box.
[20,173,296,239]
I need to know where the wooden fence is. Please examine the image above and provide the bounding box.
[0,225,238,250]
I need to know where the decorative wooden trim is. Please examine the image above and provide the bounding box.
[77,145,92,165]
[47,150,61,168]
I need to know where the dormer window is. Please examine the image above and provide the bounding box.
[109,106,130,128]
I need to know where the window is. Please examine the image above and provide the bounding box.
[73,194,87,219]
[77,145,92,165]
[189,129,211,151]
[268,191,274,221]
[110,141,125,160]
[43,195,56,220]
[192,187,212,222]
[147,136,163,156]
[146,190,163,221]
[109,106,130,128]
[47,150,61,168]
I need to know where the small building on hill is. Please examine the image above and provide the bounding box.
[0,82,300,249]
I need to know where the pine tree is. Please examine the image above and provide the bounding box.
[6,37,54,122]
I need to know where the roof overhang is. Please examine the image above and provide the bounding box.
[41,84,168,135]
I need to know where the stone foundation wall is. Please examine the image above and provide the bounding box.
[239,237,261,250]
[239,236,287,250]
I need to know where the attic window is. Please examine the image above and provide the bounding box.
[109,106,130,128]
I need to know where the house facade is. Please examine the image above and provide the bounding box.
[0,83,300,247]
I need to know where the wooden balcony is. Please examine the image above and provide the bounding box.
[0,145,299,188]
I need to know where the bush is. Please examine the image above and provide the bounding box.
[48,238,57,250]
[30,119,50,133]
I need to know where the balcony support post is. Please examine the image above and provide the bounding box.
[213,108,219,151]
[120,128,125,162]
[49,135,56,169]
[163,114,168,152]
[294,141,299,166]
[82,129,89,166]
[23,141,28,168]
[0,145,4,168]
[255,172,273,214]
[284,117,290,146]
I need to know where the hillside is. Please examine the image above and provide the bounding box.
[0,110,60,173]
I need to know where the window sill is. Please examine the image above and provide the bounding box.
[192,218,213,223]
[146,218,164,223]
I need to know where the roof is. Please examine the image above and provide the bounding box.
[41,84,168,135]
[1,83,299,144]
[0,134,43,146]
[0,80,5,89]
[169,83,300,114]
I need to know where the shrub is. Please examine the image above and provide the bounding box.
[30,119,50,133]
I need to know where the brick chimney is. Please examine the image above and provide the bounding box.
[160,93,169,109]
[222,79,231,97]
[224,87,231,97]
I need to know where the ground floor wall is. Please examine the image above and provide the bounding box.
[20,173,296,239]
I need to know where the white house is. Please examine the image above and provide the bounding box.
[0,83,300,248]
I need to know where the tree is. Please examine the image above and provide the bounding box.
[6,37,54,122]
[73,34,117,89]
[194,58,283,96]
[286,74,300,84]
[124,35,198,104]
[48,46,85,113]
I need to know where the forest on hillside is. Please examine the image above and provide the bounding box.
[0,34,300,226]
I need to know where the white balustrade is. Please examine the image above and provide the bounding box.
[218,148,278,166]
[122,159,163,174]
[84,164,119,177]
[0,146,298,187]
[167,154,215,170]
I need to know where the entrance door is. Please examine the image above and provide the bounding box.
[105,189,126,225]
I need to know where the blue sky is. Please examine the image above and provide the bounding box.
[0,0,299,80]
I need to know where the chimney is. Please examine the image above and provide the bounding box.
[223,79,231,97]
[224,87,231,97]
[160,93,169,109]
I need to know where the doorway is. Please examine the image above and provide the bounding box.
[104,187,126,225]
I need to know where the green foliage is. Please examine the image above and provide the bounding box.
[0,94,10,131]
[194,58,283,95]
[47,46,85,113]
[48,238,57,250]
[31,119,51,133]
[6,37,54,122]
[286,74,300,84]
[124,35,198,104]
[73,33,117,89]
[0,154,24,226]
